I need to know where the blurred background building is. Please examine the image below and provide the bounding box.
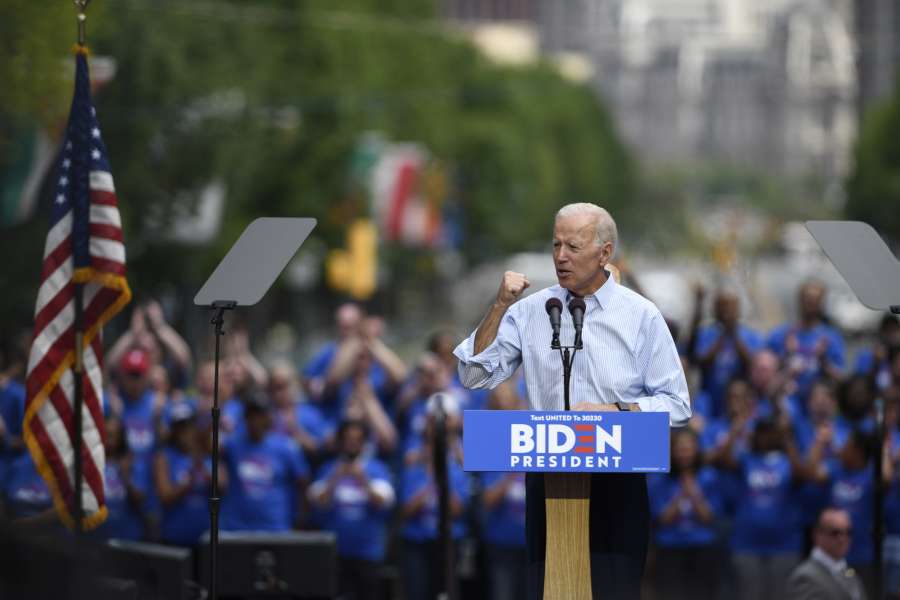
[447,0,858,183]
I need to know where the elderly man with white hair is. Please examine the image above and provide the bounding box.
[454,202,690,600]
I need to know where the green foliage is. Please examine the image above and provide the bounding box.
[0,0,72,130]
[847,87,900,243]
[1,0,634,322]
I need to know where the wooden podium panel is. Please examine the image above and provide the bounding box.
[543,472,592,600]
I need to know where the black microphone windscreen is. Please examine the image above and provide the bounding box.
[545,297,563,314]
[568,297,586,315]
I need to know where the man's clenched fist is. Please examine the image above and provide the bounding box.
[496,271,530,307]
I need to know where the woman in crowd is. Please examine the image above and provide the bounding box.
[154,402,222,547]
[650,428,722,600]
[308,419,395,600]
[399,394,469,600]
[809,430,892,597]
[96,416,146,541]
[479,382,527,600]
[713,418,810,600]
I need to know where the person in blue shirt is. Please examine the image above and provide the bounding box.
[400,396,469,600]
[884,389,900,595]
[106,301,193,395]
[154,402,223,546]
[111,348,164,537]
[695,290,763,418]
[397,353,459,459]
[308,419,395,600]
[700,378,758,512]
[0,377,25,485]
[714,418,813,600]
[748,350,802,423]
[302,307,407,424]
[792,379,841,455]
[479,382,527,600]
[650,428,722,600]
[112,348,160,473]
[853,314,899,389]
[809,430,891,597]
[302,302,366,400]
[221,392,310,532]
[1,450,61,537]
[836,374,877,438]
[94,416,146,541]
[268,361,333,463]
[790,379,844,533]
[767,280,845,402]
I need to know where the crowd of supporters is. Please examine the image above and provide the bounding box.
[0,280,899,600]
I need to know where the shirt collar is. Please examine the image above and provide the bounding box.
[811,547,848,576]
[562,270,617,311]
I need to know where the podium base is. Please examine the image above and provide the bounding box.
[543,472,592,600]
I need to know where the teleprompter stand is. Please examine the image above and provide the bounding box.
[194,217,316,600]
[806,220,900,600]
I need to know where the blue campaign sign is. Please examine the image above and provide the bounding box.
[463,410,670,473]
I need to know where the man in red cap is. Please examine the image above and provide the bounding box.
[114,348,161,512]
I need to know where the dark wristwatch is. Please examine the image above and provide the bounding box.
[614,402,631,412]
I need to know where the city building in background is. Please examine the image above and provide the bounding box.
[855,0,900,114]
[447,0,859,185]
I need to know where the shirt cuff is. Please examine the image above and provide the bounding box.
[635,396,691,427]
[453,333,501,375]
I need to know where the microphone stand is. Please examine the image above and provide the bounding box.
[208,299,236,600]
[553,339,582,411]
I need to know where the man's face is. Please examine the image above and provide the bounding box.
[340,425,366,460]
[799,283,825,321]
[749,351,778,391]
[246,409,271,441]
[336,304,362,339]
[552,215,611,297]
[714,293,739,327]
[418,355,448,395]
[268,370,296,408]
[120,370,149,399]
[814,510,852,561]
[807,383,836,421]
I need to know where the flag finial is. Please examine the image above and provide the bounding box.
[74,0,91,47]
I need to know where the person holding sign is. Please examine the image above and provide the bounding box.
[454,202,690,600]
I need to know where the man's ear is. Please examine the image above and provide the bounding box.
[599,241,613,264]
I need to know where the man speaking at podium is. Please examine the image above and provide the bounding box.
[454,203,690,600]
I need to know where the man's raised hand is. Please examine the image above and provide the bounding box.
[497,271,530,307]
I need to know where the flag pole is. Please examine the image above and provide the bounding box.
[75,0,91,48]
[71,0,91,536]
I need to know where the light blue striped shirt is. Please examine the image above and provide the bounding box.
[453,274,691,426]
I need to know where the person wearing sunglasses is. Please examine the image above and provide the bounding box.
[785,507,866,600]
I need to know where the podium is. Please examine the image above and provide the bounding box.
[464,409,670,600]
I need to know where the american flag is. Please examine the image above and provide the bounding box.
[23,50,132,529]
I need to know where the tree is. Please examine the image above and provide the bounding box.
[846,85,900,244]
[0,0,635,329]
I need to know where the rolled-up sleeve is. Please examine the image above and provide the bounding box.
[634,312,692,427]
[453,308,523,390]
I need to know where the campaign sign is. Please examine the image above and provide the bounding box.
[463,410,670,473]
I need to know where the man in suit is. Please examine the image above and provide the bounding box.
[785,507,866,600]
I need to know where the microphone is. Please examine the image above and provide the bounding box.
[568,297,586,349]
[545,297,562,349]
